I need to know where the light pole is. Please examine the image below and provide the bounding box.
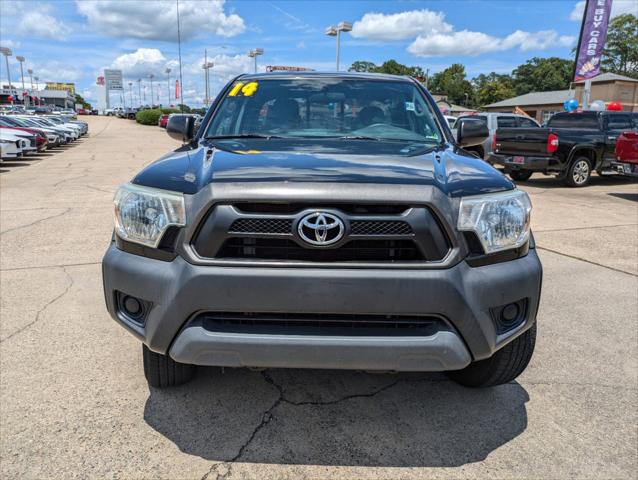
[149,74,155,107]
[137,78,142,107]
[0,47,12,92]
[33,76,39,105]
[165,68,171,106]
[128,82,133,108]
[325,21,352,71]
[27,68,33,89]
[202,50,214,106]
[248,48,263,74]
[16,55,27,107]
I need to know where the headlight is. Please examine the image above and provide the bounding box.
[114,183,185,247]
[458,189,531,254]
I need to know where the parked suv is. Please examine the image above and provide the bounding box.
[102,72,542,389]
[494,111,638,186]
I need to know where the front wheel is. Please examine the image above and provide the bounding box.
[448,323,536,388]
[564,157,591,187]
[143,345,194,388]
[509,170,533,182]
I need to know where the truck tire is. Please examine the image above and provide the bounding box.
[509,170,533,182]
[448,323,536,388]
[564,157,591,187]
[143,344,194,388]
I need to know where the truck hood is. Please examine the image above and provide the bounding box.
[132,142,513,197]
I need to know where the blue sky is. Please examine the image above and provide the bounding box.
[0,0,635,106]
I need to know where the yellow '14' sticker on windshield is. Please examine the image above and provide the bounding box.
[228,81,259,97]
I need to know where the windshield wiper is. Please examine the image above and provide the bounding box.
[337,135,382,141]
[206,134,283,140]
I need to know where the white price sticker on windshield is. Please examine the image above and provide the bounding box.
[405,102,416,111]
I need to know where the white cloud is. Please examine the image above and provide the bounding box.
[502,30,575,52]
[570,0,637,21]
[29,61,83,83]
[3,2,71,40]
[0,39,21,49]
[76,0,245,41]
[110,48,176,78]
[351,10,452,41]
[408,29,575,57]
[185,53,253,80]
[352,8,577,58]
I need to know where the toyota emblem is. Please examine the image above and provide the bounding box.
[297,212,345,246]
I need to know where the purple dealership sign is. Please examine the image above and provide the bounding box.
[574,0,613,81]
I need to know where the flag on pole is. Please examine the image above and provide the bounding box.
[573,0,613,82]
[175,80,180,99]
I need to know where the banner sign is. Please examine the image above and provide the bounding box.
[574,0,613,81]
[45,82,76,94]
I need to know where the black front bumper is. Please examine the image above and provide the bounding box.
[102,242,542,371]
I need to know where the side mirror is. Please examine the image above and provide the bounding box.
[166,114,195,143]
[456,117,489,147]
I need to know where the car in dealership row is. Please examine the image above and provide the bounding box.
[612,131,638,177]
[0,130,30,158]
[158,114,170,128]
[466,112,541,162]
[103,72,542,390]
[493,111,638,186]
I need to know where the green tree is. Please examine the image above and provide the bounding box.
[602,14,638,78]
[428,64,473,105]
[348,61,377,72]
[512,57,573,95]
[373,59,425,77]
[472,72,516,106]
[74,93,92,110]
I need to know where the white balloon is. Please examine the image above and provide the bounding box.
[590,100,606,111]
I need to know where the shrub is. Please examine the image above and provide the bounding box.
[160,108,180,115]
[136,109,162,125]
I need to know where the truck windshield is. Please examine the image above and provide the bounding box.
[205,78,444,143]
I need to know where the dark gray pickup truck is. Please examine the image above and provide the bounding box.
[102,72,542,389]
[494,111,638,186]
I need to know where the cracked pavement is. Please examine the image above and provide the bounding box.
[1,117,637,479]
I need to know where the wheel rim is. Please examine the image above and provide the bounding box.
[573,160,589,184]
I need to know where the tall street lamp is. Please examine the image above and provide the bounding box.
[202,50,214,106]
[165,68,171,105]
[27,68,34,89]
[128,82,133,108]
[248,48,263,74]
[149,74,155,107]
[16,55,28,107]
[33,76,39,105]
[137,78,142,107]
[0,47,12,92]
[325,21,352,71]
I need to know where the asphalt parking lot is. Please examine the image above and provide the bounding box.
[1,116,636,479]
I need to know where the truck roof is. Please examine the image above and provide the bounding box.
[237,71,416,82]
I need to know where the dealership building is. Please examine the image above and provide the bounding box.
[482,73,638,123]
[0,82,76,108]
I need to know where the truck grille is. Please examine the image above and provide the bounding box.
[199,312,445,337]
[217,238,423,261]
[191,203,450,264]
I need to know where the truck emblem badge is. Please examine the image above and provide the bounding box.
[298,212,345,246]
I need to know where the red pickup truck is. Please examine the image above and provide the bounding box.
[612,131,638,177]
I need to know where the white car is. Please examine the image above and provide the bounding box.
[0,131,28,159]
[0,127,37,153]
